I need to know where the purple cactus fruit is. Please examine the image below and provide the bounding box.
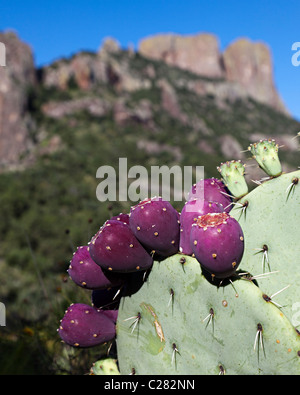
[129,197,180,257]
[101,309,118,324]
[89,220,153,273]
[179,200,224,255]
[188,178,232,212]
[110,213,130,224]
[58,303,116,348]
[68,246,124,290]
[190,212,244,279]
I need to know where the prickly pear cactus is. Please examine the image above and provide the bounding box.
[58,137,300,375]
[116,254,300,375]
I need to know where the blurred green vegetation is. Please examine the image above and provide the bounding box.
[0,50,299,374]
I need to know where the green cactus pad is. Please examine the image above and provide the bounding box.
[217,160,248,199]
[248,139,282,177]
[116,254,300,375]
[230,169,300,324]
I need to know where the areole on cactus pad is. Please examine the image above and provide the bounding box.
[58,137,300,375]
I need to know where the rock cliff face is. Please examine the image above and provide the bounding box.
[0,31,36,168]
[138,33,287,114]
[223,38,286,113]
[139,33,224,79]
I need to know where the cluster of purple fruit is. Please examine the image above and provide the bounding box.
[58,178,245,348]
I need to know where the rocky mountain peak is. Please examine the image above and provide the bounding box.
[139,32,224,79]
[138,32,287,114]
[222,37,287,113]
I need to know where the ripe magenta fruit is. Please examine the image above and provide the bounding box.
[190,212,244,279]
[89,220,153,273]
[129,197,180,257]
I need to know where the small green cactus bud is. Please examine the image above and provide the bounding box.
[217,160,248,199]
[248,139,282,177]
[90,358,120,375]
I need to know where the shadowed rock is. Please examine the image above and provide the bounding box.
[0,31,36,168]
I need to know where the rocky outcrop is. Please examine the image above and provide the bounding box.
[223,38,287,113]
[42,97,111,119]
[138,33,288,114]
[157,79,188,123]
[139,33,224,79]
[42,37,151,93]
[137,139,183,162]
[42,54,104,91]
[41,38,118,91]
[113,98,154,127]
[0,31,36,168]
[218,135,245,160]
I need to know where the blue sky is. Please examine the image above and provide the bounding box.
[1,0,300,120]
